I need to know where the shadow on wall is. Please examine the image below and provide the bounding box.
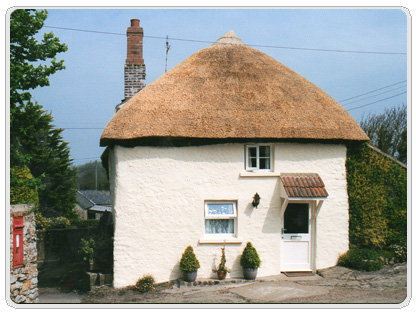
[262,180,281,234]
[169,261,181,281]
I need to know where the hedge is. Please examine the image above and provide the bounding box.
[346,143,407,249]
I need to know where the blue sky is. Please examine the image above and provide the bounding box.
[27,8,408,165]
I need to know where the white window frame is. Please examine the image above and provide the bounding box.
[204,201,237,237]
[245,144,273,171]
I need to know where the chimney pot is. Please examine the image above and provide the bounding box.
[130,19,140,27]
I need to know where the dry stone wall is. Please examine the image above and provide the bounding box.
[10,204,38,304]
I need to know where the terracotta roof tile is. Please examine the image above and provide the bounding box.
[281,173,328,198]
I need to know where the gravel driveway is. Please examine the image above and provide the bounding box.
[39,263,408,305]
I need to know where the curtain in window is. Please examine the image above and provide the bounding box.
[205,219,234,234]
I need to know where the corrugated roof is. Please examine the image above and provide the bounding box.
[100,31,369,146]
[281,173,329,198]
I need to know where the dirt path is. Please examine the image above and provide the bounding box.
[49,263,408,305]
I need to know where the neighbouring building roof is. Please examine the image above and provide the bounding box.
[280,173,329,198]
[77,190,112,210]
[100,30,369,146]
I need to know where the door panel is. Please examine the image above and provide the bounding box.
[281,203,311,271]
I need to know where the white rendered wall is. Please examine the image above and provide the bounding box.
[110,143,349,288]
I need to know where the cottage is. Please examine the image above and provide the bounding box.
[100,21,369,288]
[75,190,113,220]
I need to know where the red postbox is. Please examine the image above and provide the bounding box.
[13,217,24,268]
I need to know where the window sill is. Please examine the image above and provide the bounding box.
[239,171,280,177]
[198,238,243,244]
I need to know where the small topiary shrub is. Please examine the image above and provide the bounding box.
[240,242,261,269]
[179,246,200,272]
[337,249,384,271]
[134,274,155,293]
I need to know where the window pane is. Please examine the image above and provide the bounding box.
[205,219,234,234]
[284,204,309,234]
[259,158,270,169]
[207,203,234,215]
[249,157,257,168]
[259,146,270,157]
[248,147,257,158]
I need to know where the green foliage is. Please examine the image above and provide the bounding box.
[360,104,407,163]
[71,219,100,229]
[10,166,39,207]
[76,161,110,191]
[10,9,77,221]
[215,247,230,273]
[10,9,67,108]
[389,244,407,263]
[60,269,90,293]
[134,275,156,293]
[35,212,71,229]
[79,237,96,263]
[337,249,385,271]
[240,242,261,269]
[11,101,78,220]
[346,143,407,250]
[179,246,200,272]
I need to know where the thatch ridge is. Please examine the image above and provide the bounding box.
[100,32,369,146]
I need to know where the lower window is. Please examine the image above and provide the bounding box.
[204,202,237,236]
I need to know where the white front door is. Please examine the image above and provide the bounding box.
[281,203,312,272]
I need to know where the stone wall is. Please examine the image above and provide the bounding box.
[10,204,38,303]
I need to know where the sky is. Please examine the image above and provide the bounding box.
[23,8,408,166]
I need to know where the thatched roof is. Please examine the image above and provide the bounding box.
[100,31,369,146]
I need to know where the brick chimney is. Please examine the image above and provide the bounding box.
[116,19,146,111]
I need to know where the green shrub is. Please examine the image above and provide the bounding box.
[179,246,200,272]
[134,274,155,293]
[48,216,71,229]
[389,244,407,263]
[337,249,384,271]
[71,219,100,229]
[10,166,39,207]
[240,242,261,269]
[347,143,407,250]
[35,212,71,229]
[79,237,95,263]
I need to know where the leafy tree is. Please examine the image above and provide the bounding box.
[10,9,67,109]
[11,102,78,219]
[76,161,110,191]
[10,9,77,219]
[360,104,407,163]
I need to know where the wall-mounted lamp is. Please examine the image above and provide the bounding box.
[252,193,261,208]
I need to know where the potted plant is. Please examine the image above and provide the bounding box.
[214,246,230,280]
[240,242,261,280]
[179,245,200,282]
[79,237,95,271]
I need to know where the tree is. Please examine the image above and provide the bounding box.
[360,104,407,164]
[11,101,78,219]
[10,9,77,219]
[10,9,67,109]
[76,161,110,191]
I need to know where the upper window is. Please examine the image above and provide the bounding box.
[245,144,272,171]
[204,202,237,236]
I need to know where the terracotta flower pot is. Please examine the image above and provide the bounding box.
[217,270,227,280]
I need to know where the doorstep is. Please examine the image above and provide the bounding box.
[174,278,255,288]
